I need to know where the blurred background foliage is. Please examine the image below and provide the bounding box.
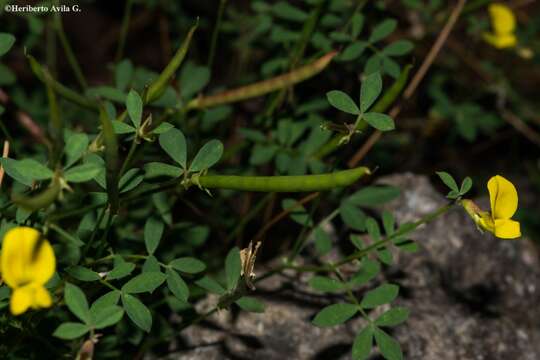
[0,0,539,358]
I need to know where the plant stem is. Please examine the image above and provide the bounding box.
[207,0,227,68]
[48,202,106,221]
[83,206,108,256]
[115,0,134,62]
[289,193,322,260]
[48,223,83,246]
[226,193,273,242]
[99,278,120,291]
[336,203,454,267]
[119,137,138,178]
[53,1,88,89]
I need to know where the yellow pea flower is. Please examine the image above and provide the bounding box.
[483,3,517,49]
[0,227,56,315]
[462,175,521,239]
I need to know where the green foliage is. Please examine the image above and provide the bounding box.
[0,0,515,356]
[189,139,224,172]
[225,247,242,292]
[312,303,358,327]
[169,257,206,274]
[126,89,143,128]
[309,275,345,293]
[437,171,473,199]
[0,33,16,56]
[64,283,90,324]
[360,73,383,113]
[327,90,360,115]
[121,272,167,294]
[360,284,399,309]
[144,217,164,255]
[326,72,395,135]
[55,283,124,340]
[159,128,187,169]
[235,296,265,313]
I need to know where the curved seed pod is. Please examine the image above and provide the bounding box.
[195,167,370,192]
[146,22,198,104]
[27,54,98,110]
[187,51,338,110]
[12,177,61,211]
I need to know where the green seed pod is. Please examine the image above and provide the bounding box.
[194,167,370,192]
[12,177,61,211]
[187,51,337,110]
[27,54,98,110]
[146,23,198,104]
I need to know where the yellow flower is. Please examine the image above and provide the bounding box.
[462,175,521,239]
[483,3,517,49]
[0,227,56,315]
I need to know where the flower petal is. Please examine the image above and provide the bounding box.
[0,227,56,287]
[10,286,33,315]
[494,219,521,239]
[30,238,56,286]
[482,32,517,49]
[1,227,38,287]
[487,175,518,219]
[33,285,53,309]
[489,3,516,35]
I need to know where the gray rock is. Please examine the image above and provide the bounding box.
[161,173,540,360]
[378,173,540,360]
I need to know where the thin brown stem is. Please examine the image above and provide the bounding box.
[253,192,319,243]
[0,140,10,187]
[348,0,467,167]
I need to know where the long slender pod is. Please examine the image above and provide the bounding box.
[194,167,370,192]
[187,51,337,110]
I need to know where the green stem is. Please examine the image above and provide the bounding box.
[146,22,198,103]
[48,178,180,221]
[264,0,324,116]
[27,55,97,110]
[53,1,88,89]
[48,202,106,222]
[46,16,56,76]
[118,137,138,178]
[86,254,167,268]
[334,268,364,313]
[207,0,227,68]
[120,178,181,203]
[115,0,134,62]
[99,278,120,292]
[225,193,273,242]
[288,207,340,263]
[43,71,64,167]
[289,193,322,260]
[48,223,83,246]
[337,203,453,266]
[83,206,107,256]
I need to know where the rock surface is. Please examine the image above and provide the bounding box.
[160,173,540,360]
